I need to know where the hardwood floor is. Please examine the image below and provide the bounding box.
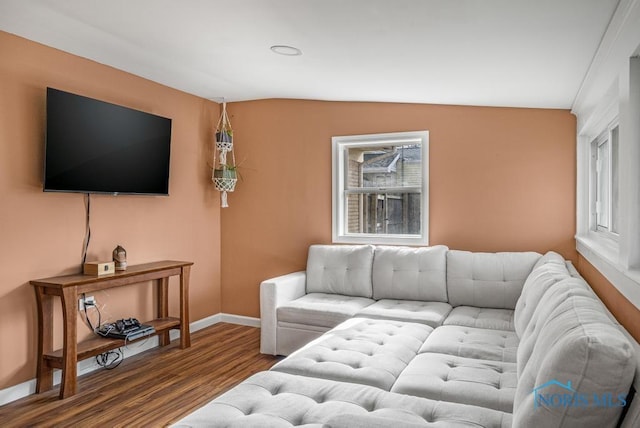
[0,323,280,427]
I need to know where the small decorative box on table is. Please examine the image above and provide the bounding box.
[31,260,193,399]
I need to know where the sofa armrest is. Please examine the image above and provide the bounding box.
[260,271,307,355]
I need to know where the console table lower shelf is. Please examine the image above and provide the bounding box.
[42,317,181,366]
[31,260,193,399]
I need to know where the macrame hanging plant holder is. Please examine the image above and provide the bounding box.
[215,105,233,158]
[212,101,237,208]
[213,168,237,208]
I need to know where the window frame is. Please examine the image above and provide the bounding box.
[590,121,619,239]
[572,8,640,309]
[331,130,429,245]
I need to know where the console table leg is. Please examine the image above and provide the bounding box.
[34,286,53,393]
[157,277,170,346]
[180,265,191,349]
[59,287,78,398]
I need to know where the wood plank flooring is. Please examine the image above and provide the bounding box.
[0,323,280,427]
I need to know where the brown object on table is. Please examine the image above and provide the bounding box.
[112,245,127,271]
[83,261,115,276]
[31,260,193,399]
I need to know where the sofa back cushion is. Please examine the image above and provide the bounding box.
[531,250,565,271]
[516,279,593,377]
[446,250,541,309]
[513,252,572,337]
[306,245,374,298]
[513,287,635,428]
[372,245,448,302]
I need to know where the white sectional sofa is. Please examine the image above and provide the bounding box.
[174,244,640,428]
[260,245,544,356]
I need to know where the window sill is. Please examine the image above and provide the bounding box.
[577,232,619,262]
[333,234,428,246]
[576,233,640,309]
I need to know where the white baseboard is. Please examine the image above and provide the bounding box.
[219,313,261,327]
[0,378,37,407]
[0,312,259,406]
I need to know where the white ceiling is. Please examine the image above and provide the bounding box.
[0,0,620,108]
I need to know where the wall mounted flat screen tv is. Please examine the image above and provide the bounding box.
[44,88,172,195]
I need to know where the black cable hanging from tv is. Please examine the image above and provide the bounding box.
[81,193,91,266]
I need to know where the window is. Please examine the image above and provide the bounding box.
[573,20,640,306]
[591,122,619,236]
[332,131,428,245]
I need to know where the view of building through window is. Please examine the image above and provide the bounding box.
[345,144,422,236]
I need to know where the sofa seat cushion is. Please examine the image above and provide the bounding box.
[277,293,375,328]
[172,371,513,428]
[271,318,433,390]
[443,306,515,331]
[419,325,519,363]
[355,299,452,328]
[391,353,517,413]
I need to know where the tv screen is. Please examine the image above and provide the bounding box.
[44,88,172,195]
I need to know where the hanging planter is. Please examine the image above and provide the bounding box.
[212,101,238,208]
[213,167,238,184]
[215,129,233,152]
[215,130,233,143]
[213,167,237,208]
[215,102,234,154]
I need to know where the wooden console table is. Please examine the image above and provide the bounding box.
[31,260,193,399]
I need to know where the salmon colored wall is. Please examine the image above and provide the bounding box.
[577,256,640,342]
[221,99,577,317]
[0,32,221,389]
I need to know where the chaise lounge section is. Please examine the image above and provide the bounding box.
[174,244,639,427]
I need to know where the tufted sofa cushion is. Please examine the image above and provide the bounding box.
[277,293,375,328]
[355,299,452,328]
[447,250,540,309]
[271,318,432,390]
[419,325,519,363]
[172,371,513,428]
[306,244,374,298]
[391,352,517,413]
[516,279,597,378]
[372,245,448,301]
[443,306,515,331]
[531,249,566,271]
[324,413,443,428]
[513,251,572,337]
[513,288,635,428]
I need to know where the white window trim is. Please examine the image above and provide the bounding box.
[332,130,429,246]
[574,53,640,309]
